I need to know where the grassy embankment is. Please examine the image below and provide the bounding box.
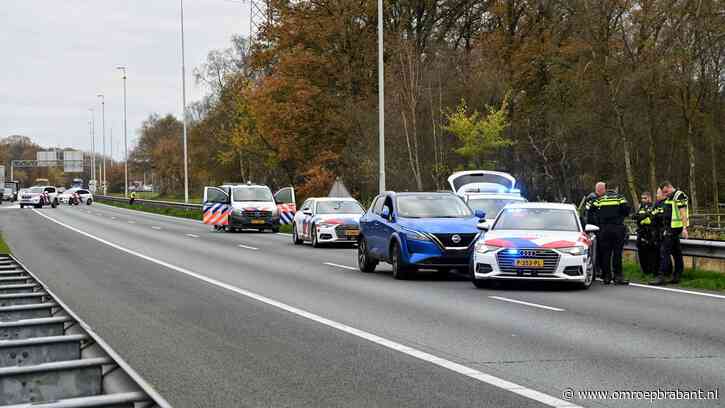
[623,261,725,291]
[0,231,11,254]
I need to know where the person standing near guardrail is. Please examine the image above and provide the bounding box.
[583,182,605,278]
[129,191,136,206]
[650,181,689,286]
[591,183,631,285]
[633,191,659,275]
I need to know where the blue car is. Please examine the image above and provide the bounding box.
[357,192,485,279]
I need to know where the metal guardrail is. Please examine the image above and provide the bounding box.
[96,194,725,261]
[0,254,171,407]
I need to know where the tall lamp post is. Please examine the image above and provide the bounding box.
[377,0,385,193]
[88,108,95,183]
[97,93,106,194]
[180,0,190,203]
[116,66,129,198]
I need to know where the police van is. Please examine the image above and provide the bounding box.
[448,170,526,222]
[203,182,296,232]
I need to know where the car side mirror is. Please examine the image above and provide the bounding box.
[474,209,486,220]
[380,206,391,219]
[585,224,600,233]
[477,221,491,231]
[303,209,312,216]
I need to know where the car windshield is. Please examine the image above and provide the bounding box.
[467,198,524,218]
[317,200,363,214]
[29,187,44,193]
[232,187,274,202]
[494,208,580,232]
[396,194,472,218]
[64,189,78,194]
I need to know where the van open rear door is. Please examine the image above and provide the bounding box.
[203,186,231,226]
[274,187,296,225]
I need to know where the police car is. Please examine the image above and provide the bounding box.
[19,186,59,208]
[471,203,598,289]
[292,197,365,246]
[58,188,94,205]
[448,170,526,222]
[203,182,296,232]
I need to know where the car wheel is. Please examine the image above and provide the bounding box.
[87,199,93,205]
[311,225,321,248]
[19,204,24,209]
[292,223,303,245]
[358,237,377,273]
[472,278,491,289]
[35,204,41,209]
[51,199,58,208]
[578,255,595,290]
[391,242,413,280]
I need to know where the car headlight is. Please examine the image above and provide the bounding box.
[559,246,588,256]
[318,222,336,229]
[401,228,431,241]
[475,241,501,254]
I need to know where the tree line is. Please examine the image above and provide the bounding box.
[51,1,725,209]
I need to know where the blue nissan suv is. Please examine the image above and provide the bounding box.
[358,192,485,279]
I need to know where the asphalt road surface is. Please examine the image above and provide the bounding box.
[1,201,724,407]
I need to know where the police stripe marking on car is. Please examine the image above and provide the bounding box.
[203,202,231,226]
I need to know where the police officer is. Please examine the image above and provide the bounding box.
[591,184,631,285]
[584,182,607,277]
[633,192,659,275]
[129,191,136,206]
[650,181,689,286]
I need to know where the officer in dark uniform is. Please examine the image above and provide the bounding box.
[583,183,606,277]
[633,192,659,275]
[650,181,689,286]
[591,185,631,285]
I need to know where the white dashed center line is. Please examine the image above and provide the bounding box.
[127,221,136,224]
[151,226,162,230]
[489,296,565,312]
[238,244,259,251]
[324,262,358,271]
[185,234,199,238]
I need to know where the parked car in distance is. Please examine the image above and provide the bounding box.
[471,202,598,290]
[358,191,485,279]
[58,188,94,205]
[292,197,365,247]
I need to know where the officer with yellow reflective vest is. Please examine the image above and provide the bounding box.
[633,191,659,275]
[591,184,631,285]
[650,181,689,286]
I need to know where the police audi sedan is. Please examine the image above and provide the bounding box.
[358,192,485,279]
[471,203,598,289]
[292,197,365,246]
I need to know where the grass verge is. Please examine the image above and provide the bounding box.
[624,261,725,292]
[98,199,202,221]
[0,231,11,254]
[108,192,203,204]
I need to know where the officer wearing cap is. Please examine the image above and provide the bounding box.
[633,191,659,275]
[650,181,689,286]
[591,183,631,285]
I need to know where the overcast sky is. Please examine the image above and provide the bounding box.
[0,0,248,160]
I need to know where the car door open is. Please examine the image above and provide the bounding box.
[203,186,231,226]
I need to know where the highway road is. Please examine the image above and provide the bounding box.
[1,201,724,407]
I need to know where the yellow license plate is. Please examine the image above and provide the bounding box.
[251,219,265,224]
[515,259,545,268]
[346,230,360,236]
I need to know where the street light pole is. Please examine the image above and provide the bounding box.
[97,94,106,194]
[117,66,129,198]
[180,0,190,203]
[377,0,385,193]
[89,108,95,183]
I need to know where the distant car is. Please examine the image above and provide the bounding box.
[19,186,59,208]
[58,188,94,205]
[203,183,296,233]
[357,192,485,279]
[448,170,526,222]
[471,202,598,290]
[292,197,365,246]
[1,188,12,201]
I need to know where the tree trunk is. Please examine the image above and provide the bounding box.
[613,101,639,204]
[686,120,698,212]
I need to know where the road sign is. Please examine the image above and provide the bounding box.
[63,151,83,172]
[37,150,58,167]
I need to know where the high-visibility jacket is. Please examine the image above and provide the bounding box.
[663,189,688,230]
[591,191,630,225]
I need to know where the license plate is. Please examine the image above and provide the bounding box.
[346,230,360,236]
[515,259,545,268]
[251,219,265,225]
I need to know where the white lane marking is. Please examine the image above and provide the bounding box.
[324,262,358,271]
[127,221,136,224]
[32,209,580,408]
[277,232,293,237]
[489,296,565,312]
[151,226,162,230]
[630,282,725,300]
[238,244,259,251]
[111,217,117,220]
[185,234,199,238]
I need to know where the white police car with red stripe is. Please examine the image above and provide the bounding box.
[471,203,599,289]
[292,197,364,247]
[202,183,295,232]
[19,186,59,209]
